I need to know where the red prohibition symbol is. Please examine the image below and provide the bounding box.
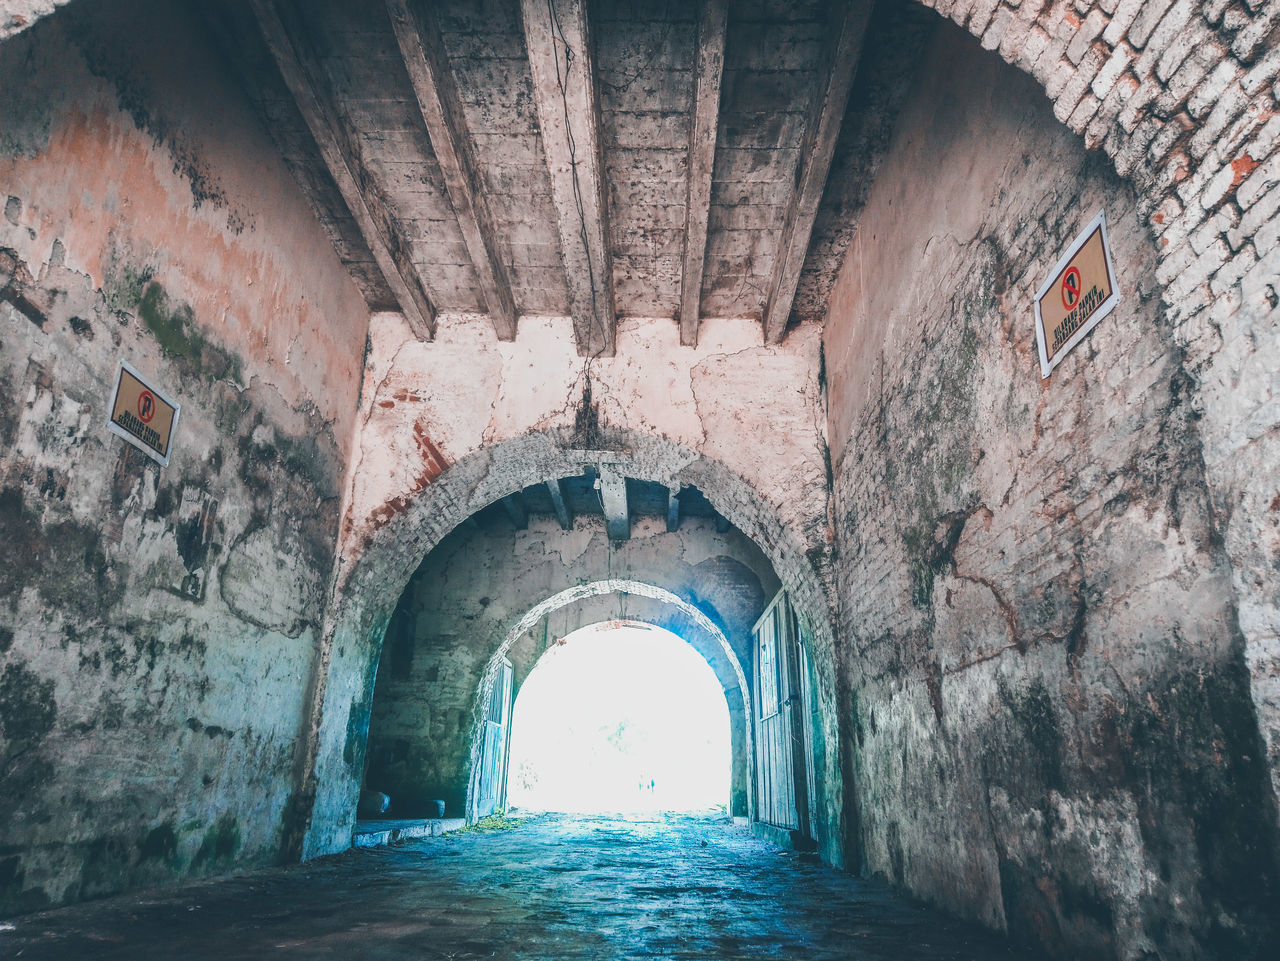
[137,390,157,424]
[1060,266,1082,311]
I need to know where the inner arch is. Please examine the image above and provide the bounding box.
[307,429,839,862]
[463,579,754,822]
[505,622,732,814]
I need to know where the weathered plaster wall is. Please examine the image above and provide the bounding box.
[826,21,1278,961]
[913,0,1280,882]
[343,311,830,566]
[0,2,369,913]
[0,0,71,41]
[361,513,776,820]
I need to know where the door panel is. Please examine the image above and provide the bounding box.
[753,592,813,836]
[475,660,512,818]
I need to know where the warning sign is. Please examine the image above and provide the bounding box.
[1033,210,1120,378]
[107,361,180,466]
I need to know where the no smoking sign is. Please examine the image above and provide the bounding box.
[107,361,180,466]
[1033,210,1120,379]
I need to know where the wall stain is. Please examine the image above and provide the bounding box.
[138,282,243,384]
[366,421,452,537]
[0,661,57,768]
[192,814,240,869]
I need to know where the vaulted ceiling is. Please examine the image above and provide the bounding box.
[206,0,933,356]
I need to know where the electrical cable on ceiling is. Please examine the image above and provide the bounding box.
[546,0,608,377]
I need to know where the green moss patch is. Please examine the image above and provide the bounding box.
[138,282,242,384]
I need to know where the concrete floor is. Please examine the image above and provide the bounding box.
[1,813,1041,960]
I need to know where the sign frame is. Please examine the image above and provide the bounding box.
[106,359,181,467]
[1033,209,1121,379]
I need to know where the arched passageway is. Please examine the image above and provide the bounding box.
[305,430,841,864]
[359,568,759,827]
[2,0,1279,959]
[459,580,753,823]
[347,455,829,846]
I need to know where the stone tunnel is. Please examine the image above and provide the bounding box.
[0,0,1278,958]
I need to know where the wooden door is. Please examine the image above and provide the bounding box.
[786,602,816,840]
[475,660,512,818]
[752,592,813,838]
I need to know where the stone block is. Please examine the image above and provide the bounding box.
[1066,8,1108,64]
[1233,4,1280,62]
[1236,148,1280,209]
[1101,0,1146,46]
[1092,41,1133,99]
[1188,60,1243,119]
[1133,0,1197,76]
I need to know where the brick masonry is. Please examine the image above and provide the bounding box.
[914,0,1280,845]
[823,17,1279,959]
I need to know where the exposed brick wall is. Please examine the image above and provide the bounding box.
[919,0,1280,821]
[825,18,1278,959]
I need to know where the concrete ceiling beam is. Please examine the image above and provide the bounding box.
[387,0,518,342]
[598,467,629,541]
[251,0,437,341]
[500,493,529,530]
[762,0,872,345]
[520,0,616,358]
[546,479,574,531]
[679,0,727,349]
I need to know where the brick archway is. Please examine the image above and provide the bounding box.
[303,428,842,863]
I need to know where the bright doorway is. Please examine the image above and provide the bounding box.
[506,623,731,814]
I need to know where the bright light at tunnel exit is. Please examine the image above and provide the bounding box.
[506,623,731,814]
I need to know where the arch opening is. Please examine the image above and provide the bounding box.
[310,429,841,864]
[502,621,732,816]
[459,578,755,825]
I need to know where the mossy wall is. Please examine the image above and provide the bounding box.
[0,0,368,912]
[824,21,1278,961]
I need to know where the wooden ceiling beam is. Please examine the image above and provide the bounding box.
[666,486,681,533]
[387,0,518,341]
[679,0,728,348]
[520,0,616,357]
[762,0,872,345]
[251,0,436,340]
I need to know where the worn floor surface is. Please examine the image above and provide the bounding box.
[2,813,1043,960]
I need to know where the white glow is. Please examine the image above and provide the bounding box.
[507,623,730,813]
